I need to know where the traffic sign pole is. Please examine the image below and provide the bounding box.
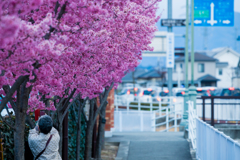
[167,0,173,97]
[180,0,190,131]
[191,0,194,85]
[189,0,197,112]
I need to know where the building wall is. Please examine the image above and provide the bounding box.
[172,61,216,82]
[214,51,240,88]
[105,89,114,131]
[233,77,240,88]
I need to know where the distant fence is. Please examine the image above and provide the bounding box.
[114,95,183,112]
[114,111,155,132]
[197,96,240,126]
[188,100,240,160]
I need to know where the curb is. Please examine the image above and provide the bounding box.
[115,141,130,160]
[187,139,197,160]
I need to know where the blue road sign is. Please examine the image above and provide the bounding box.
[194,0,234,26]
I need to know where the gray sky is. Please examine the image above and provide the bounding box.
[157,0,240,19]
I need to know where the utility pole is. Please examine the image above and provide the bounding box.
[180,0,189,131]
[167,0,173,96]
[189,0,197,111]
[191,0,194,86]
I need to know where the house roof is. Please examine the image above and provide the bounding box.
[175,52,217,62]
[122,69,149,82]
[137,70,164,79]
[216,62,228,68]
[197,74,220,82]
[204,47,240,58]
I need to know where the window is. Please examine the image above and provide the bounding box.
[174,64,176,72]
[219,68,223,75]
[198,63,204,73]
[180,63,183,69]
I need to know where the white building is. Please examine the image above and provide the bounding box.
[205,47,240,88]
[172,52,218,87]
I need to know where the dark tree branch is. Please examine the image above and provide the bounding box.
[54,1,60,16]
[59,88,77,112]
[57,2,67,20]
[0,115,16,131]
[2,85,17,111]
[25,115,35,129]
[0,75,29,113]
[92,82,114,124]
[60,93,79,124]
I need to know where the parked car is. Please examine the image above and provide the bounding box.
[116,87,143,105]
[173,88,186,97]
[211,87,240,96]
[196,87,217,97]
[140,88,158,102]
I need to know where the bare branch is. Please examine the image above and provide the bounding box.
[0,115,15,131]
[59,88,77,112]
[92,82,114,124]
[60,94,80,124]
[0,75,29,113]
[25,115,35,129]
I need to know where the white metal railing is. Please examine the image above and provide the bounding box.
[188,100,240,160]
[188,101,197,149]
[113,97,183,132]
[114,111,155,132]
[114,95,183,112]
[153,104,183,132]
[196,98,240,121]
[196,118,240,160]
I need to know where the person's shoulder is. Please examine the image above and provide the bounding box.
[50,127,59,135]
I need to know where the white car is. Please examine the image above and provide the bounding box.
[1,108,14,116]
[115,87,143,105]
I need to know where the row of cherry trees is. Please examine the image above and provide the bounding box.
[0,0,160,159]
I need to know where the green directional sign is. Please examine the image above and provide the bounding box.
[194,10,209,18]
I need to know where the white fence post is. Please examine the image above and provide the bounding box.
[138,96,140,111]
[151,111,156,132]
[140,111,143,131]
[150,97,153,112]
[159,99,162,116]
[166,107,169,132]
[174,108,177,132]
[115,95,118,111]
[119,111,122,132]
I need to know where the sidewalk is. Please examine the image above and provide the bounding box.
[106,132,192,160]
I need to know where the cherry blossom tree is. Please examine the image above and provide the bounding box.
[0,0,160,159]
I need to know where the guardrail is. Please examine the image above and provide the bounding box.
[197,96,240,126]
[154,105,182,132]
[188,101,196,150]
[114,95,183,112]
[113,98,183,132]
[196,118,240,160]
[188,100,240,160]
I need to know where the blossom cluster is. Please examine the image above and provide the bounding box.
[0,0,161,112]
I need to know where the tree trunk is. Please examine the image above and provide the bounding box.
[14,80,31,160]
[84,99,95,160]
[14,110,26,160]
[95,102,108,159]
[14,109,26,160]
[58,112,63,157]
[76,104,82,160]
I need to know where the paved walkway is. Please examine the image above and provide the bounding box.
[106,132,192,160]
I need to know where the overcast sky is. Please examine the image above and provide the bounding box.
[157,0,240,19]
